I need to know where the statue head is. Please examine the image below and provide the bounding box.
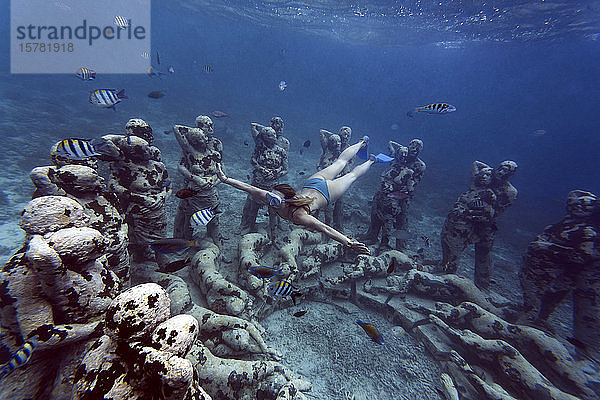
[126,118,154,146]
[195,115,214,135]
[261,127,278,148]
[471,161,493,188]
[408,139,424,158]
[566,190,598,218]
[270,116,284,136]
[328,134,342,153]
[338,126,352,146]
[493,160,518,182]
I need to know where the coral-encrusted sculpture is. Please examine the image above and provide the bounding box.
[30,164,130,283]
[0,196,120,399]
[73,283,211,400]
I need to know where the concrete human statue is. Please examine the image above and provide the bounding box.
[98,118,170,262]
[172,115,225,246]
[440,161,501,290]
[360,139,426,250]
[519,190,599,364]
[240,124,289,238]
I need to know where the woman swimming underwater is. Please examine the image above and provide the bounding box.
[216,138,376,255]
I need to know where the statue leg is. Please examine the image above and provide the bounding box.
[324,205,334,227]
[173,199,193,240]
[573,261,600,361]
[441,218,469,274]
[474,233,494,290]
[359,201,382,245]
[240,195,260,234]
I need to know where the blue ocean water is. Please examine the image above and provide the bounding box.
[0,1,599,397]
[1,1,598,250]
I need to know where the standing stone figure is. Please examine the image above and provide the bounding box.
[173,115,224,245]
[441,160,517,290]
[519,190,599,362]
[99,119,170,262]
[317,126,352,231]
[360,139,426,249]
[29,164,130,283]
[240,123,289,238]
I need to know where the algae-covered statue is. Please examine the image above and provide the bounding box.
[29,164,130,283]
[360,139,426,250]
[441,161,499,289]
[172,115,225,246]
[0,196,121,399]
[520,190,599,362]
[98,118,171,262]
[240,123,289,238]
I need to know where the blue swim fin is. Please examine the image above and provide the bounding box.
[374,153,394,163]
[357,142,369,160]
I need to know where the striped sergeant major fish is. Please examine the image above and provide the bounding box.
[89,89,128,110]
[51,138,104,160]
[190,205,221,227]
[0,336,38,380]
[356,320,384,345]
[407,102,456,117]
[76,67,96,81]
[267,280,302,305]
[113,15,129,29]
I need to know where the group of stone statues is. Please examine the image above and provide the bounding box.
[2,111,598,398]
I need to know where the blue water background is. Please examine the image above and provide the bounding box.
[0,1,599,257]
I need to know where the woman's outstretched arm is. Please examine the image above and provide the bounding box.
[295,212,371,255]
[216,163,269,204]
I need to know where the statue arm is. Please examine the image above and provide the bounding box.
[173,125,195,154]
[319,130,330,150]
[280,153,289,177]
[250,123,263,142]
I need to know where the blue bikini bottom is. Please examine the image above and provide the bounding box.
[303,177,330,204]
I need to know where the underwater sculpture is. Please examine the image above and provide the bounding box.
[172,116,225,246]
[97,119,171,262]
[29,164,130,283]
[441,160,517,290]
[0,195,121,399]
[72,283,211,400]
[240,123,289,238]
[360,139,426,250]
[317,126,353,232]
[520,189,599,363]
